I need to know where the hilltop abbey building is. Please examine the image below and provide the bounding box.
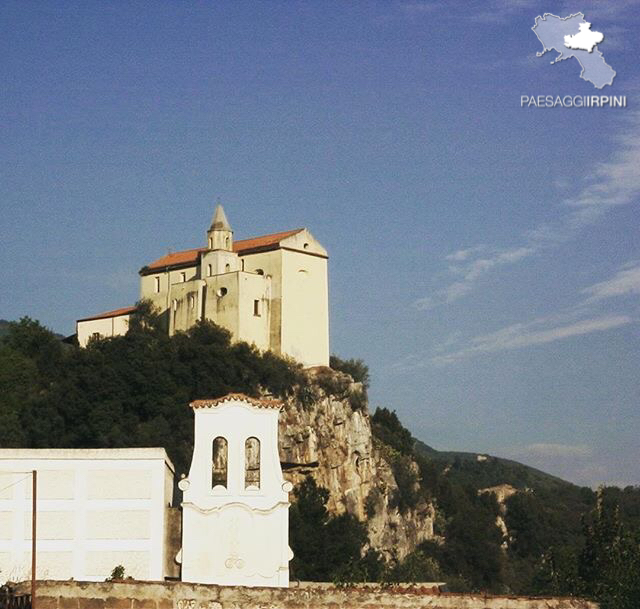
[76,205,329,367]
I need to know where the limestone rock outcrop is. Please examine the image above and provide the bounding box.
[277,367,434,560]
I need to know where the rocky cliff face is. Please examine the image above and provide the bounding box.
[277,367,434,561]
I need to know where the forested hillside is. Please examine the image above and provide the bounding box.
[0,312,638,607]
[370,408,640,606]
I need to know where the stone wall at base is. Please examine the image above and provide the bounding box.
[14,580,598,609]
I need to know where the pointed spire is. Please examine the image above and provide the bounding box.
[210,204,232,232]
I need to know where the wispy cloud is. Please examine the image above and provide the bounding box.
[394,309,633,371]
[500,442,638,488]
[415,246,534,310]
[400,261,640,370]
[582,262,640,302]
[429,314,632,365]
[413,109,640,310]
[445,246,487,262]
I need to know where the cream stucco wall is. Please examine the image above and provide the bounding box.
[239,250,284,355]
[238,235,329,367]
[280,248,329,368]
[200,249,239,278]
[77,314,132,348]
[0,448,174,584]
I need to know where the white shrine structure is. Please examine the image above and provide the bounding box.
[179,394,292,587]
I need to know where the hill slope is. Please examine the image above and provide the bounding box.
[1,316,638,601]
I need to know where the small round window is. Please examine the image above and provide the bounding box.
[217,287,228,297]
[303,243,309,250]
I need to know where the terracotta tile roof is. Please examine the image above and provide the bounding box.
[77,306,137,322]
[146,247,207,271]
[232,228,303,254]
[190,393,283,410]
[143,229,304,272]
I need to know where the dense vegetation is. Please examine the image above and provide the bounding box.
[1,315,638,606]
[0,309,302,473]
[371,407,640,607]
[289,477,383,583]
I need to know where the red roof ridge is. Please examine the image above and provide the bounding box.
[233,227,304,251]
[190,393,283,410]
[77,306,137,322]
[144,228,307,272]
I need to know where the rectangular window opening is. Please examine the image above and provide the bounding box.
[253,299,261,317]
[154,276,160,293]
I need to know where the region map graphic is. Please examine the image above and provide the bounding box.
[532,13,616,89]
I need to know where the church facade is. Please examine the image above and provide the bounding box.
[77,206,329,368]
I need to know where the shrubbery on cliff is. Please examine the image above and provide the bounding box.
[0,311,301,473]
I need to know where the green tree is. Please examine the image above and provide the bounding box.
[289,477,379,582]
[329,355,370,391]
[371,407,414,455]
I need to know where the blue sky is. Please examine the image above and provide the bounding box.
[1,1,639,487]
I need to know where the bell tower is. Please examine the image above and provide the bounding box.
[207,204,233,251]
[179,394,293,587]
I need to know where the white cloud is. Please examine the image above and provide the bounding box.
[445,246,487,262]
[413,246,534,309]
[563,110,640,229]
[402,262,640,370]
[582,262,640,302]
[429,313,632,365]
[414,109,640,310]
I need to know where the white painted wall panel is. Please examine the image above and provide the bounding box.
[0,448,174,584]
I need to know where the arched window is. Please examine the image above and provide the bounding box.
[244,437,260,489]
[212,437,228,489]
[225,263,230,272]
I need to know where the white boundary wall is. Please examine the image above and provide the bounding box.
[0,448,174,583]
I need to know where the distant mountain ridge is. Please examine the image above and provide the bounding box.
[414,438,578,493]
